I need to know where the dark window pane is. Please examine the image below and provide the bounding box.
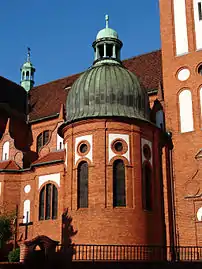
[113,160,126,207]
[142,163,152,211]
[98,45,104,58]
[80,143,88,153]
[106,44,113,57]
[45,184,51,219]
[78,162,88,208]
[52,185,58,219]
[114,141,123,152]
[199,2,202,20]
[43,131,49,145]
[37,133,43,153]
[39,186,45,220]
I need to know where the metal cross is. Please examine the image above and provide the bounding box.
[19,211,33,240]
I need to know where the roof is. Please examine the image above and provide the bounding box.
[0,160,21,170]
[0,76,27,117]
[32,150,65,166]
[29,50,162,121]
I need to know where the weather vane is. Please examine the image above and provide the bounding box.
[27,47,31,62]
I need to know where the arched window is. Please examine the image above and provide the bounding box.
[26,71,29,80]
[39,183,58,220]
[2,141,9,160]
[156,110,164,130]
[77,161,88,208]
[179,90,194,133]
[113,159,126,207]
[199,88,202,120]
[23,200,30,223]
[37,130,50,153]
[142,162,152,211]
[57,133,64,150]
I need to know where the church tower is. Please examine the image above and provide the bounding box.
[20,48,35,92]
[159,0,202,246]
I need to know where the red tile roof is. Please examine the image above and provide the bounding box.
[123,50,162,92]
[0,160,21,170]
[29,50,162,121]
[32,150,65,166]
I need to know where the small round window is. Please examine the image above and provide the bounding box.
[112,139,128,155]
[143,144,151,160]
[79,143,88,154]
[114,141,123,152]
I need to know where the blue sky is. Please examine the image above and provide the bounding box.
[0,0,161,86]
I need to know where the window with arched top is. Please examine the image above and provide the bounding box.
[77,161,88,208]
[113,159,126,207]
[39,183,58,220]
[37,130,50,153]
[179,89,194,133]
[26,71,29,80]
[156,110,164,130]
[197,207,202,221]
[142,162,152,211]
[2,141,9,160]
[199,88,202,121]
[57,133,64,150]
[23,200,30,223]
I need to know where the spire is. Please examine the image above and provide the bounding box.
[20,48,35,92]
[27,47,31,62]
[105,14,109,28]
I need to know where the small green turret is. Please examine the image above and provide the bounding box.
[20,48,35,92]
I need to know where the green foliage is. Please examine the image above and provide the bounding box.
[8,248,20,262]
[0,214,13,248]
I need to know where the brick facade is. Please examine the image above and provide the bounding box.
[160,0,202,246]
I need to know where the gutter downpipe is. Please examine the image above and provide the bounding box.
[165,134,177,261]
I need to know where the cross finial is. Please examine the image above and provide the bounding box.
[27,47,31,62]
[105,14,109,28]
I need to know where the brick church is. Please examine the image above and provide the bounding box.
[0,0,202,250]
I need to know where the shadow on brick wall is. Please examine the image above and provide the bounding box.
[21,208,77,269]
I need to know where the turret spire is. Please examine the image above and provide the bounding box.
[20,48,35,92]
[27,47,31,62]
[105,14,109,28]
[92,15,122,64]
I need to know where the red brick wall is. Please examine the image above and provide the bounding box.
[160,0,202,246]
[61,118,165,245]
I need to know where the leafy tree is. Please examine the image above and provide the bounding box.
[0,214,13,249]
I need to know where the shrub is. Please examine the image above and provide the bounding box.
[8,248,20,262]
[0,214,13,248]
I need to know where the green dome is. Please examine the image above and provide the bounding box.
[66,63,150,123]
[96,27,118,40]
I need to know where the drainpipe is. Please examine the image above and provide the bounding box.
[165,132,177,261]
